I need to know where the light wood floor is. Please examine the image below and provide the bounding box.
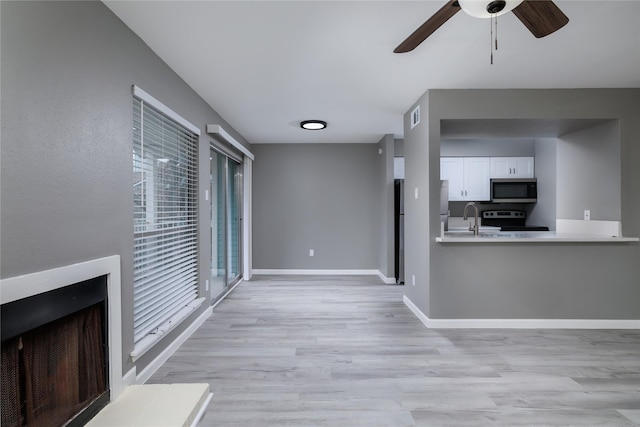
[149,275,640,426]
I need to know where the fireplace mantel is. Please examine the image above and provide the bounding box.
[0,255,125,401]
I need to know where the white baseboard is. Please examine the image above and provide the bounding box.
[136,305,213,384]
[376,271,397,284]
[403,295,430,327]
[212,278,243,310]
[403,295,640,329]
[253,269,397,284]
[121,368,137,391]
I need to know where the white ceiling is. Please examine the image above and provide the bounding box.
[104,1,640,145]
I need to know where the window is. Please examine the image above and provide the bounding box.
[132,86,200,346]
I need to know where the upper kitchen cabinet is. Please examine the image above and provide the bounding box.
[440,157,490,201]
[490,157,534,178]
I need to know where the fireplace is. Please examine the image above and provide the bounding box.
[1,276,108,426]
[0,256,124,427]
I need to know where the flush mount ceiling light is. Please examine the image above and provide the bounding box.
[300,120,327,130]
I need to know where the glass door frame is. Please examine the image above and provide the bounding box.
[209,145,243,304]
[226,157,242,287]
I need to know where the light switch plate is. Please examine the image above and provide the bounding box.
[584,210,591,221]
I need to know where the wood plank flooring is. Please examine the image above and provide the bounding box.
[149,275,640,426]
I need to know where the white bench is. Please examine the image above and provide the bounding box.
[86,383,212,427]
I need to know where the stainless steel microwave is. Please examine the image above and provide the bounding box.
[490,178,537,203]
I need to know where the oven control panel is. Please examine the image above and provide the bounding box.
[482,210,525,219]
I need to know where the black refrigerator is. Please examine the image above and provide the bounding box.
[394,180,404,284]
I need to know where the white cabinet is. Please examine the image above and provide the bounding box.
[440,157,490,201]
[464,158,491,200]
[440,158,464,200]
[490,157,534,178]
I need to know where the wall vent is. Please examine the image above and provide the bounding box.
[411,105,420,129]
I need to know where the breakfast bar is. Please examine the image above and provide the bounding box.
[436,218,639,243]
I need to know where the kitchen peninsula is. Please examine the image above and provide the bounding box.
[437,218,639,243]
[402,88,640,327]
[437,231,638,243]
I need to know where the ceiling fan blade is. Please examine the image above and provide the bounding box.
[394,0,461,53]
[512,0,569,38]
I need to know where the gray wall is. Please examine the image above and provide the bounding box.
[378,135,395,279]
[440,139,536,157]
[403,97,432,316]
[394,139,405,157]
[528,138,557,229]
[252,143,380,270]
[404,89,640,320]
[556,121,621,221]
[1,1,250,377]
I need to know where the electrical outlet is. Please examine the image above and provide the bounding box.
[205,280,209,291]
[412,274,416,286]
[584,210,591,221]
[309,249,314,257]
[414,187,419,200]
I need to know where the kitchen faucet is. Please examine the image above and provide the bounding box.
[463,202,480,236]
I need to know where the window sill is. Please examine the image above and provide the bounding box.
[130,298,205,362]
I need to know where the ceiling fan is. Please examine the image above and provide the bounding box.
[394,0,569,53]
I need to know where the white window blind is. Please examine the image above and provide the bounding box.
[132,92,199,344]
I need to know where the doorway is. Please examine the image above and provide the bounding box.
[210,148,243,303]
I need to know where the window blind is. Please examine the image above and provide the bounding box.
[132,94,199,344]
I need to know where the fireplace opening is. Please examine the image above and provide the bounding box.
[1,276,110,427]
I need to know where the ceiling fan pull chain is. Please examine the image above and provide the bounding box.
[490,13,494,64]
[495,13,498,50]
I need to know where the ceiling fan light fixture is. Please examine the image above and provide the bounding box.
[458,0,523,18]
[300,120,327,130]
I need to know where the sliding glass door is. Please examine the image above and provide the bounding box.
[227,159,241,285]
[210,148,242,303]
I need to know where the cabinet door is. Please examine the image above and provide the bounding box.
[490,157,534,178]
[510,157,534,178]
[464,157,490,201]
[440,158,464,201]
[490,157,512,178]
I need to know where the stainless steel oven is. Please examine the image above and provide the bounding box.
[482,210,549,231]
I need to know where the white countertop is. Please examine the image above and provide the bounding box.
[439,218,639,243]
[437,230,639,243]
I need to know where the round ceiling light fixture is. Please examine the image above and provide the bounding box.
[458,0,523,18]
[300,120,327,130]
